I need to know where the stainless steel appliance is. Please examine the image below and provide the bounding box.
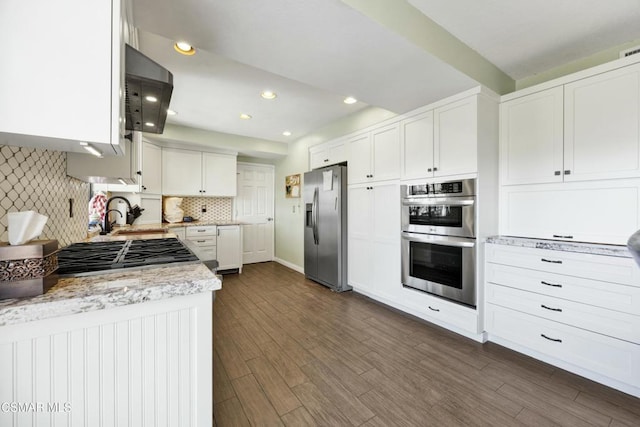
[401,178,475,238]
[304,165,350,292]
[401,178,477,307]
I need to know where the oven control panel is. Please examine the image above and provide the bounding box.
[407,178,475,197]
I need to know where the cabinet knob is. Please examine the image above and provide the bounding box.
[136,171,142,175]
[142,186,147,190]
[564,170,571,175]
[324,159,329,162]
[554,171,561,176]
[427,168,432,172]
[433,167,438,172]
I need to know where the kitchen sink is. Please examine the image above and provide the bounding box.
[112,228,168,236]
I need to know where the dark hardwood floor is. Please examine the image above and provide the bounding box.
[213,262,640,426]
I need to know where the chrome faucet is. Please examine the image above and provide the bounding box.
[100,196,133,235]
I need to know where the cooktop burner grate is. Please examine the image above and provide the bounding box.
[57,238,199,275]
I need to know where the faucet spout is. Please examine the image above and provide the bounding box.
[100,196,133,235]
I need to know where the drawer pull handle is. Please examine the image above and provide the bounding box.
[552,234,574,239]
[541,304,562,312]
[541,334,562,343]
[428,306,440,312]
[197,240,206,243]
[541,280,562,288]
[197,230,206,232]
[541,258,562,264]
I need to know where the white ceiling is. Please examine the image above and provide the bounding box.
[132,0,640,146]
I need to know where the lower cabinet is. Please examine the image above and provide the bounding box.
[348,182,401,299]
[186,225,217,261]
[485,243,640,397]
[217,225,242,272]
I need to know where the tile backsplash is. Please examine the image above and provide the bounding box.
[163,196,233,222]
[0,145,89,247]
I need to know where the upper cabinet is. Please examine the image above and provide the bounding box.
[162,147,237,197]
[401,92,497,181]
[349,123,400,184]
[500,62,640,186]
[141,141,162,194]
[309,139,347,170]
[0,0,125,155]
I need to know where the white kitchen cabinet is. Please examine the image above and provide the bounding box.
[141,142,162,194]
[564,63,640,182]
[348,124,400,184]
[216,225,242,271]
[500,178,640,245]
[170,226,186,240]
[0,0,125,155]
[186,226,217,261]
[433,96,478,177]
[137,194,162,225]
[500,62,640,186]
[309,139,347,170]
[162,147,237,196]
[348,182,400,298]
[500,87,564,185]
[485,243,640,397]
[400,111,434,180]
[202,153,237,197]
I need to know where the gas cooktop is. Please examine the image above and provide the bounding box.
[57,238,200,276]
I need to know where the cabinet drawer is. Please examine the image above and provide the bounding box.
[487,305,640,386]
[194,246,216,261]
[400,286,479,334]
[186,226,217,237]
[486,244,640,286]
[188,238,216,247]
[486,263,640,315]
[487,283,640,343]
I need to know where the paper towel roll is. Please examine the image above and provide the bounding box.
[116,201,127,225]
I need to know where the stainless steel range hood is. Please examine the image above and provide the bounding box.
[125,44,173,134]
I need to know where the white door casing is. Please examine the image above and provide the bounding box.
[236,163,274,264]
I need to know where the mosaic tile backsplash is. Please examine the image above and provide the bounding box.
[163,196,233,222]
[0,145,89,247]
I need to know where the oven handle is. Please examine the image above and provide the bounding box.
[401,232,476,248]
[401,197,474,207]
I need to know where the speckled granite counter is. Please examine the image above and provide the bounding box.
[485,235,631,258]
[0,261,221,327]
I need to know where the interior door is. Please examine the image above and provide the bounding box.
[236,163,274,264]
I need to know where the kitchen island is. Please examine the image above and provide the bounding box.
[0,254,220,426]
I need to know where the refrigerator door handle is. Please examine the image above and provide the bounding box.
[313,187,319,245]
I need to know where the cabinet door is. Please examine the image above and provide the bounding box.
[401,111,434,180]
[564,64,640,182]
[0,0,118,149]
[348,133,372,184]
[202,153,237,197]
[500,87,564,185]
[309,146,328,170]
[328,140,347,165]
[348,185,373,290]
[141,142,162,194]
[434,97,478,176]
[371,183,401,297]
[217,226,241,270]
[161,148,202,196]
[372,124,400,181]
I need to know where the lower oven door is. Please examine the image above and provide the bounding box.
[401,232,476,307]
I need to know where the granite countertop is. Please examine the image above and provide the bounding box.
[164,220,244,227]
[485,235,631,258]
[0,233,222,327]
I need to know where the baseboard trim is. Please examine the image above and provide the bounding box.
[274,257,304,274]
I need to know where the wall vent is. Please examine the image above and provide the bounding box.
[619,45,640,58]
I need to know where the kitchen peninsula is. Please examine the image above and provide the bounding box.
[0,238,220,426]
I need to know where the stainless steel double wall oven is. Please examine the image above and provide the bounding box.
[401,178,477,307]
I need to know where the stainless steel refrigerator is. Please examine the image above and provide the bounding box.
[304,165,350,292]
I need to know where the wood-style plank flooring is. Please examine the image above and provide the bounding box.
[213,262,640,426]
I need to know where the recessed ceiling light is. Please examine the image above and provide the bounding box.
[167,109,177,116]
[261,91,277,100]
[144,122,155,127]
[145,95,158,102]
[282,131,292,136]
[240,113,252,120]
[344,96,357,105]
[174,41,196,56]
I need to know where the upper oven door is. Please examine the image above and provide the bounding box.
[401,196,475,237]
